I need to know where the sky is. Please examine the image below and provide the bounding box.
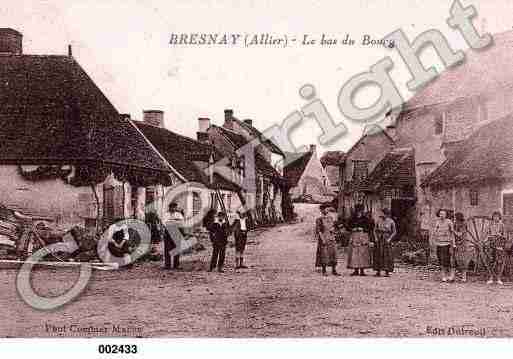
[2,0,513,155]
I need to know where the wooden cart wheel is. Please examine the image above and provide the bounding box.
[466,216,493,275]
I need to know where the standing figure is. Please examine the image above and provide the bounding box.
[315,204,340,276]
[347,204,372,276]
[373,208,396,277]
[485,211,506,285]
[232,209,249,269]
[453,212,473,283]
[418,209,431,265]
[208,212,231,272]
[163,202,186,270]
[432,209,455,282]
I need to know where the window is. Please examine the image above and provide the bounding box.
[103,185,124,226]
[434,114,443,135]
[469,188,479,206]
[131,186,139,218]
[192,192,201,216]
[352,160,369,182]
[146,186,155,205]
[503,193,513,216]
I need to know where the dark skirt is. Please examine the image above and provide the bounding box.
[315,241,338,267]
[347,232,372,269]
[436,245,451,268]
[373,232,394,272]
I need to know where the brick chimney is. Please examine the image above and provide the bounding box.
[143,110,164,127]
[385,125,397,140]
[224,109,234,129]
[243,119,253,127]
[0,28,22,55]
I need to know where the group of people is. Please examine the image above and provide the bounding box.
[432,209,508,284]
[316,202,510,284]
[315,203,396,277]
[202,208,251,272]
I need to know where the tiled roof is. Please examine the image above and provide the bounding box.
[283,151,313,187]
[233,117,285,156]
[212,125,282,180]
[406,30,513,110]
[320,151,345,167]
[0,54,171,177]
[422,115,513,188]
[365,148,415,191]
[134,122,241,192]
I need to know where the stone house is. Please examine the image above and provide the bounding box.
[284,145,331,202]
[197,109,287,225]
[339,29,513,236]
[338,124,396,218]
[0,28,173,232]
[391,29,513,231]
[421,114,513,231]
[133,112,243,226]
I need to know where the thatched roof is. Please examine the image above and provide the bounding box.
[0,54,172,185]
[422,115,513,188]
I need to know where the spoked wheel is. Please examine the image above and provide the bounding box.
[466,216,493,276]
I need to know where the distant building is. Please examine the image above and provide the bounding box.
[284,145,331,202]
[320,150,346,195]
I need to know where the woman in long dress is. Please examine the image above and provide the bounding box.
[315,204,340,276]
[453,212,473,283]
[347,204,372,276]
[373,208,396,277]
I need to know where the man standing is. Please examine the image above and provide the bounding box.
[232,209,249,269]
[207,212,230,272]
[163,202,186,270]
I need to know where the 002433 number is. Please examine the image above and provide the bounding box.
[98,344,138,354]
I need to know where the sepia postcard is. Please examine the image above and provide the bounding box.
[2,0,513,356]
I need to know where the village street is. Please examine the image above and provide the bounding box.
[2,204,513,338]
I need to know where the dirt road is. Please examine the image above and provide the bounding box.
[1,204,513,338]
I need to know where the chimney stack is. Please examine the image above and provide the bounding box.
[243,119,253,127]
[68,44,73,58]
[385,125,397,141]
[0,28,22,55]
[198,117,211,133]
[143,110,164,127]
[224,109,234,129]
[309,144,317,153]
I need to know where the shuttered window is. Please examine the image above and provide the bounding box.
[503,193,513,216]
[193,192,201,216]
[469,188,479,206]
[104,185,124,225]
